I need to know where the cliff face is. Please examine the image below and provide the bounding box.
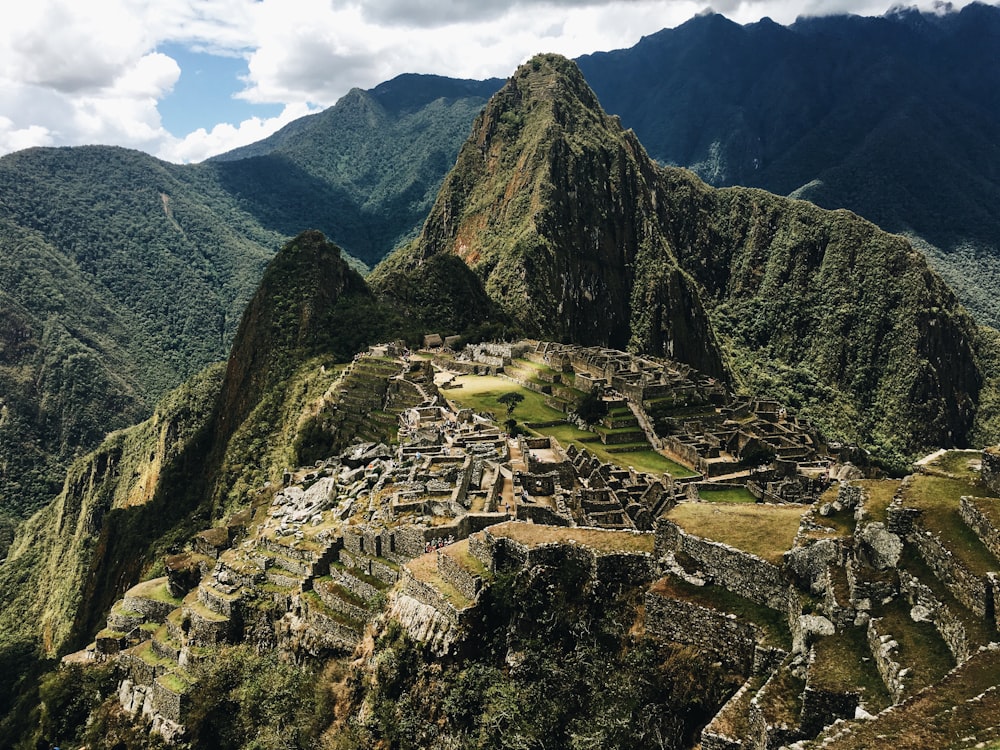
[373,54,725,379]
[374,53,983,463]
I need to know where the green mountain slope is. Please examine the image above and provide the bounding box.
[0,146,286,524]
[576,4,1000,327]
[209,74,502,267]
[377,54,983,467]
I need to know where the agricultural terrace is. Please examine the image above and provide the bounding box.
[901,474,1000,575]
[444,374,697,477]
[487,520,655,554]
[665,503,809,563]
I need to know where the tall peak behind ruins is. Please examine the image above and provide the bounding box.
[372,53,983,466]
[371,53,726,379]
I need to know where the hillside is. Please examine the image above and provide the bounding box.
[576,3,1000,327]
[0,146,285,528]
[208,74,502,267]
[376,54,983,469]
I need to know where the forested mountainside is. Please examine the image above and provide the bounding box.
[0,146,285,530]
[375,54,984,470]
[2,4,998,530]
[577,2,1000,326]
[208,74,502,267]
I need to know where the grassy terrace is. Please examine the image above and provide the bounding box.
[440,538,491,579]
[921,449,983,481]
[650,575,789,648]
[698,486,757,504]
[708,675,764,741]
[487,520,655,554]
[759,663,805,727]
[129,576,183,606]
[899,546,998,648]
[810,628,892,713]
[902,474,1000,575]
[808,645,1000,749]
[855,478,901,524]
[329,560,390,591]
[444,374,698,477]
[405,553,473,609]
[665,502,808,564]
[301,590,364,629]
[876,597,955,694]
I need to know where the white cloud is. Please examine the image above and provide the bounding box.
[0,0,995,162]
[157,101,320,163]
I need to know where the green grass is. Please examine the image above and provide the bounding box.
[444,375,566,423]
[876,597,955,693]
[444,375,698,477]
[666,503,807,563]
[856,479,901,524]
[698,486,757,504]
[903,474,1000,575]
[530,422,698,477]
[923,450,983,481]
[810,628,892,713]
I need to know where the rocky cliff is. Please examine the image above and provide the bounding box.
[374,54,984,465]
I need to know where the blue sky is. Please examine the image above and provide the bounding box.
[0,0,990,163]
[156,43,282,135]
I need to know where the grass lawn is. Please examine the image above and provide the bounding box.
[902,474,1000,575]
[445,375,698,477]
[856,479,901,523]
[444,375,565,423]
[488,520,654,554]
[698,486,757,504]
[665,503,808,563]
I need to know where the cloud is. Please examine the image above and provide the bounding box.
[0,0,995,163]
[157,102,320,163]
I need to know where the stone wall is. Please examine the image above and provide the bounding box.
[909,525,992,617]
[981,447,1000,494]
[152,678,188,724]
[656,519,787,610]
[959,496,1000,561]
[898,569,971,663]
[400,572,464,627]
[437,548,483,601]
[644,587,759,673]
[867,616,908,701]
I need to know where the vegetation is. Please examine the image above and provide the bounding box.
[331,563,737,749]
[665,503,808,563]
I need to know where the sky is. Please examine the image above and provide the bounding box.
[0,0,987,164]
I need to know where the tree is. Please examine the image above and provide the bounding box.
[497,392,524,435]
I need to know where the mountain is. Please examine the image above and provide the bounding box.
[0,53,998,748]
[0,146,288,530]
[376,54,983,468]
[208,74,502,267]
[0,76,498,531]
[576,3,1000,326]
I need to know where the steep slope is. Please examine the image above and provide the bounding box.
[374,54,983,466]
[576,3,1000,327]
[371,55,725,379]
[209,74,502,267]
[0,146,283,523]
